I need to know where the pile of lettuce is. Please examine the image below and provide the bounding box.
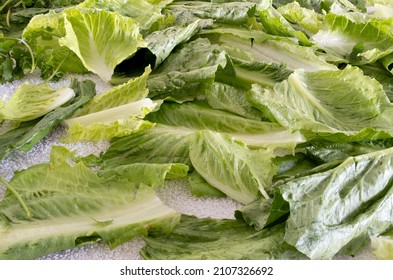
[2,0,393,260]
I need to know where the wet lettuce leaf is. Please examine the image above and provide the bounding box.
[165,0,258,27]
[278,147,393,259]
[147,38,232,102]
[204,27,336,72]
[205,82,265,120]
[142,20,200,69]
[257,4,311,45]
[276,1,323,35]
[62,68,160,142]
[73,66,152,117]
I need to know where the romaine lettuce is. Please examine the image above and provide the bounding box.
[0,82,74,122]
[278,147,393,259]
[141,215,306,260]
[0,146,180,260]
[59,7,146,82]
[189,130,276,204]
[248,65,393,142]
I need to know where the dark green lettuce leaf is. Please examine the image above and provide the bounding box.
[141,215,307,260]
[188,170,226,198]
[235,189,290,230]
[147,38,232,102]
[278,147,393,259]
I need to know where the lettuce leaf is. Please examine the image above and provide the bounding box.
[0,82,74,122]
[278,147,393,259]
[277,1,323,35]
[0,146,180,260]
[166,0,258,27]
[311,12,393,64]
[257,5,311,45]
[79,0,174,31]
[62,95,160,142]
[248,65,393,142]
[73,66,152,117]
[188,170,226,198]
[205,82,265,120]
[205,27,336,72]
[142,20,200,69]
[62,67,160,142]
[98,162,189,188]
[0,79,95,160]
[59,7,146,82]
[22,10,88,81]
[189,130,277,204]
[101,123,195,167]
[141,215,306,260]
[147,101,305,150]
[147,38,232,102]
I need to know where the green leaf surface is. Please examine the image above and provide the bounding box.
[0,82,74,122]
[189,130,277,204]
[205,27,337,72]
[74,66,152,117]
[0,146,180,260]
[101,123,195,167]
[79,0,174,31]
[248,65,393,142]
[14,78,96,151]
[257,6,311,45]
[141,215,307,260]
[59,7,146,82]
[147,38,231,102]
[311,12,393,63]
[0,79,95,159]
[22,10,87,80]
[147,101,305,150]
[188,170,226,198]
[143,20,200,68]
[279,147,393,259]
[98,162,189,188]
[277,1,323,35]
